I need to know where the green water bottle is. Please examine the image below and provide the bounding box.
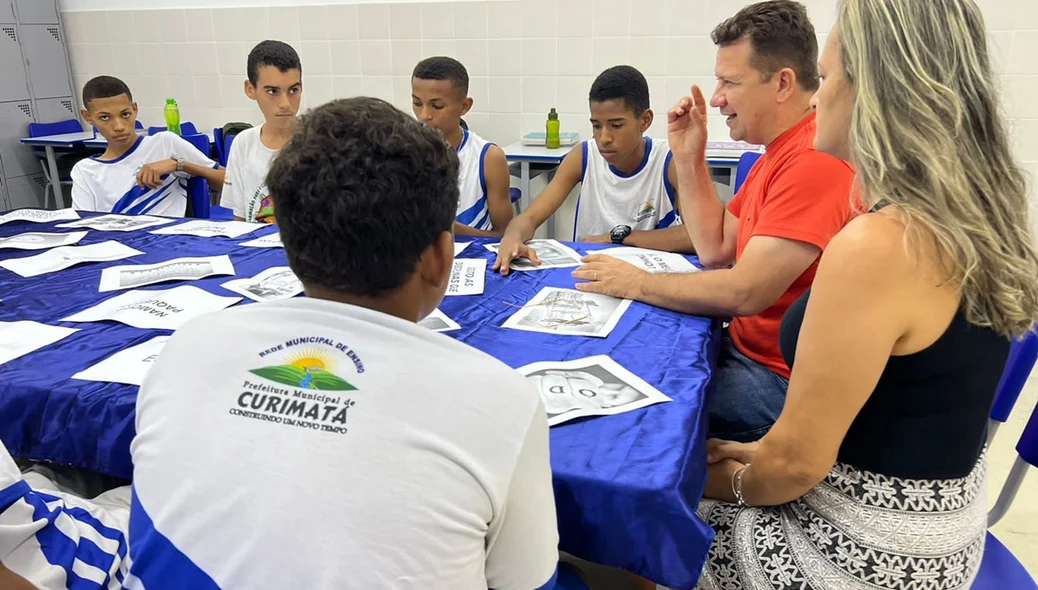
[546,108,561,149]
[164,98,181,135]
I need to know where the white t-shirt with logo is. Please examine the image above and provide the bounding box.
[219,126,277,223]
[0,441,130,589]
[127,298,559,590]
[575,137,680,240]
[71,132,218,217]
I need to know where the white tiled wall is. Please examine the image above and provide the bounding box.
[60,0,1038,202]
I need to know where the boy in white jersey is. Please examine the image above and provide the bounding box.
[71,76,225,217]
[412,57,513,237]
[220,40,302,223]
[493,66,694,275]
[0,440,129,589]
[128,98,560,590]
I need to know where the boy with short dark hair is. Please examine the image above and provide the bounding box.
[493,65,693,274]
[71,75,225,217]
[412,56,513,237]
[128,98,559,589]
[220,40,303,223]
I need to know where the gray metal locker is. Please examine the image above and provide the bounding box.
[0,100,37,178]
[0,25,30,102]
[35,97,78,123]
[1,1,14,24]
[13,0,57,25]
[21,24,72,100]
[4,173,46,209]
[0,175,10,211]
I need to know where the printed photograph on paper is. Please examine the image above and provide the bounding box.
[502,287,631,338]
[517,355,671,426]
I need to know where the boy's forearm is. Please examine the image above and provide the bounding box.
[454,221,503,238]
[502,213,538,243]
[183,162,226,187]
[623,225,696,254]
[676,160,727,257]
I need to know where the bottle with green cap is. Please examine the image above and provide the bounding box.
[545,108,560,149]
[164,98,181,135]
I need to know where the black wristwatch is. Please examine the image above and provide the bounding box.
[610,225,632,244]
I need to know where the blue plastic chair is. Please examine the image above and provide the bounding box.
[212,127,226,166]
[733,151,763,194]
[510,187,522,214]
[180,133,212,219]
[989,330,1038,445]
[28,119,84,209]
[222,131,237,167]
[979,380,1038,588]
[148,122,198,136]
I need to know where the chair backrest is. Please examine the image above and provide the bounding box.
[148,121,197,136]
[212,127,226,166]
[989,395,1038,527]
[991,330,1038,424]
[29,119,83,137]
[509,187,521,204]
[223,132,237,166]
[733,151,763,194]
[181,133,211,219]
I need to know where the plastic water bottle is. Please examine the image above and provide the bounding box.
[164,98,181,135]
[545,108,561,149]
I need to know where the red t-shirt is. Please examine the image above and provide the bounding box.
[727,112,855,379]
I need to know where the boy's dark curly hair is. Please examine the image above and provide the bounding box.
[268,97,459,297]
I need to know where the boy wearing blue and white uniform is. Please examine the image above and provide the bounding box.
[576,135,678,239]
[127,99,559,590]
[412,57,513,237]
[72,76,225,217]
[0,440,129,589]
[494,66,693,274]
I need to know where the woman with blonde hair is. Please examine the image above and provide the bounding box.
[664,0,1038,588]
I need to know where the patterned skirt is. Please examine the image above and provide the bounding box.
[695,455,987,590]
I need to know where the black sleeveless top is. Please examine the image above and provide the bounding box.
[779,289,1009,479]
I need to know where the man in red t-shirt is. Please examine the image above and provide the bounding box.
[573,0,855,442]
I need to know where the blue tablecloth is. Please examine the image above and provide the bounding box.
[0,213,720,588]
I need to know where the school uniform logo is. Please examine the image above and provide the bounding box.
[230,337,367,435]
[635,201,656,222]
[251,348,356,391]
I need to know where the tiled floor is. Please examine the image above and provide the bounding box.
[579,370,1038,589]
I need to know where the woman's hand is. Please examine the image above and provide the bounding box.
[707,439,760,465]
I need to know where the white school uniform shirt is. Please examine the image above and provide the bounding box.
[0,442,130,589]
[127,298,560,590]
[71,132,219,217]
[574,137,679,240]
[218,126,277,223]
[455,129,496,231]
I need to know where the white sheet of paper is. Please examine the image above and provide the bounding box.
[419,308,461,332]
[0,231,88,251]
[598,246,700,274]
[0,320,79,366]
[484,239,583,271]
[150,220,263,238]
[502,287,632,338]
[517,355,671,426]
[62,285,242,330]
[239,232,283,248]
[221,266,303,302]
[0,241,143,278]
[0,208,80,226]
[454,242,472,257]
[56,214,176,232]
[445,258,486,296]
[71,336,170,386]
[98,255,236,292]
